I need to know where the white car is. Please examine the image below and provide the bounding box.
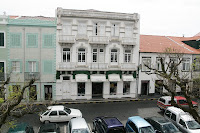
[40,105,82,123]
[68,117,92,133]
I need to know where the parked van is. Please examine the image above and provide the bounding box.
[164,106,200,133]
[157,96,198,111]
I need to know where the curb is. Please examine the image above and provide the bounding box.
[32,98,158,105]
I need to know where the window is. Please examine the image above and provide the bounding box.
[171,113,176,121]
[179,119,187,128]
[63,76,70,80]
[123,81,130,94]
[44,85,52,100]
[182,58,190,71]
[28,61,36,72]
[0,62,4,72]
[12,61,20,72]
[78,48,86,62]
[43,34,54,48]
[110,82,117,95]
[165,110,171,118]
[10,33,21,47]
[78,82,85,95]
[142,57,151,71]
[124,50,131,63]
[128,121,138,133]
[49,111,57,116]
[100,49,104,53]
[27,33,38,47]
[93,49,98,62]
[94,23,98,35]
[156,58,162,71]
[62,21,71,35]
[0,32,5,47]
[78,22,87,35]
[111,49,118,62]
[111,24,119,36]
[59,111,67,115]
[62,48,70,62]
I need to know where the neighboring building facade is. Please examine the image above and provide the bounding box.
[0,14,8,83]
[138,35,200,95]
[56,8,140,100]
[7,16,56,101]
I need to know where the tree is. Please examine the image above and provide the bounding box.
[0,71,35,130]
[143,48,200,123]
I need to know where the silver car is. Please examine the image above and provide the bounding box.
[68,117,91,133]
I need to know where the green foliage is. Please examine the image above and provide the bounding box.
[0,98,4,103]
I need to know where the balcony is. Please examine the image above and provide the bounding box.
[89,36,109,44]
[58,62,76,70]
[121,37,137,45]
[90,63,108,70]
[121,63,137,70]
[59,35,75,44]
[24,72,40,81]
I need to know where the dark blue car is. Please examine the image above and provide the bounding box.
[93,116,126,133]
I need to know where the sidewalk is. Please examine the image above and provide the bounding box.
[32,95,160,105]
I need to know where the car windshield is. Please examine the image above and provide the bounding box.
[186,120,200,129]
[139,126,155,133]
[162,123,179,133]
[108,127,126,133]
[64,107,71,114]
[72,129,89,133]
[178,100,187,104]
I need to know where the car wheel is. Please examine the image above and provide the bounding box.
[44,120,50,124]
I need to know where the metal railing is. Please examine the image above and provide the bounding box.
[24,72,40,81]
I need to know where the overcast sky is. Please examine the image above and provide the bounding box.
[1,0,199,37]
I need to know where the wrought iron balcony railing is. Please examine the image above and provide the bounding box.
[24,72,40,81]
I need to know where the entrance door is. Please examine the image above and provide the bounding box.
[155,80,163,95]
[141,81,149,95]
[44,85,52,100]
[29,85,37,100]
[92,82,103,98]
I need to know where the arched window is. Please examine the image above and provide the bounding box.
[78,48,86,62]
[111,49,118,62]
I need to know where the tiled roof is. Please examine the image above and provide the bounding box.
[140,35,200,54]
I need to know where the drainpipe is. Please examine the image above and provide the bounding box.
[136,51,140,99]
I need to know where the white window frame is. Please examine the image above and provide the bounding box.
[111,49,118,63]
[78,48,86,62]
[28,61,36,72]
[62,48,70,62]
[142,57,151,72]
[78,22,87,35]
[12,61,20,72]
[0,31,6,48]
[111,23,119,36]
[182,58,190,71]
[156,58,162,71]
[124,50,131,63]
[125,25,133,37]
[92,48,98,62]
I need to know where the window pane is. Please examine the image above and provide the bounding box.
[0,33,4,47]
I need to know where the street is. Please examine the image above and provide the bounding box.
[3,100,162,133]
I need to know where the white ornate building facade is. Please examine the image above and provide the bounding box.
[56,8,140,100]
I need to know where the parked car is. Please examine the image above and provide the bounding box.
[93,116,126,133]
[125,116,155,133]
[145,116,181,133]
[38,123,60,133]
[68,117,91,133]
[164,106,200,133]
[40,105,82,123]
[157,96,198,111]
[8,122,34,133]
